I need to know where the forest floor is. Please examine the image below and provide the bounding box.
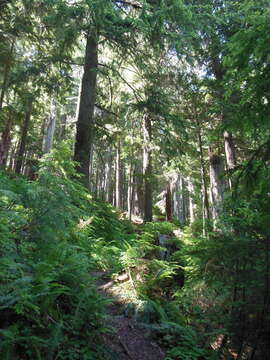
[92,271,165,360]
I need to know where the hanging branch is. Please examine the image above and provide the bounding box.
[98,62,142,102]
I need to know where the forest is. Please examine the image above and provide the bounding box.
[0,0,270,359]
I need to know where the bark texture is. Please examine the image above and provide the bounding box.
[15,98,33,174]
[0,41,14,111]
[173,175,188,225]
[116,139,123,209]
[134,163,144,217]
[143,115,153,222]
[209,150,224,225]
[74,34,98,186]
[165,182,172,222]
[224,130,237,189]
[127,163,134,220]
[42,101,56,154]
[58,114,67,141]
[0,115,13,166]
[188,178,195,224]
[224,130,236,170]
[197,124,210,221]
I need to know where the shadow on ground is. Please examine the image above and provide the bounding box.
[92,271,165,360]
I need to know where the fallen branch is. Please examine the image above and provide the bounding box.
[118,336,134,360]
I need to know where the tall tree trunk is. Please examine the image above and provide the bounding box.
[0,114,13,167]
[224,130,236,170]
[134,162,144,218]
[209,149,224,228]
[95,165,99,198]
[15,98,33,174]
[224,130,236,189]
[74,34,98,186]
[104,151,113,203]
[8,140,17,170]
[0,40,14,112]
[127,162,134,221]
[116,139,123,209]
[99,162,106,200]
[180,176,187,225]
[165,182,172,222]
[211,53,237,189]
[143,115,153,222]
[58,113,67,141]
[196,123,211,222]
[188,178,195,224]
[88,145,94,192]
[123,166,128,211]
[42,101,56,154]
[173,174,187,225]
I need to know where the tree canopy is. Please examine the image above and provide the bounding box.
[1,0,270,359]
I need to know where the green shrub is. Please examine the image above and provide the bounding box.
[0,145,122,359]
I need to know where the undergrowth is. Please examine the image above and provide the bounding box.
[4,143,267,359]
[110,221,218,360]
[0,144,132,359]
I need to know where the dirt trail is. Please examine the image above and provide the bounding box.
[93,272,165,360]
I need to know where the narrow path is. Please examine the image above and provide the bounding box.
[93,272,165,360]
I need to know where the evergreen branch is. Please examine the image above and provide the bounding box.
[98,63,142,101]
[113,0,143,9]
[95,103,118,118]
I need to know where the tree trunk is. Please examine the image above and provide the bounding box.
[134,162,144,218]
[143,115,153,222]
[116,139,123,209]
[209,149,224,228]
[0,114,13,167]
[15,98,33,174]
[224,130,236,189]
[0,41,14,112]
[165,182,172,222]
[42,101,56,154]
[88,145,94,192]
[8,140,17,170]
[58,113,67,141]
[211,53,237,189]
[197,123,211,223]
[74,33,98,186]
[105,151,113,203]
[188,178,195,224]
[173,174,187,225]
[127,162,134,221]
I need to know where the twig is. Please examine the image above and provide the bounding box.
[118,336,134,360]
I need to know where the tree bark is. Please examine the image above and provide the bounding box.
[8,140,17,170]
[211,52,237,188]
[224,129,236,189]
[88,145,94,192]
[173,174,187,225]
[58,113,67,141]
[127,162,134,221]
[188,178,195,224]
[209,149,224,228]
[165,182,172,222]
[134,162,144,218]
[0,114,13,167]
[42,101,56,154]
[116,138,123,209]
[143,114,153,222]
[197,124,211,223]
[74,33,98,186]
[105,151,113,203]
[15,98,33,174]
[0,40,14,112]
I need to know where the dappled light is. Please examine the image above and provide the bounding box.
[1,0,270,359]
